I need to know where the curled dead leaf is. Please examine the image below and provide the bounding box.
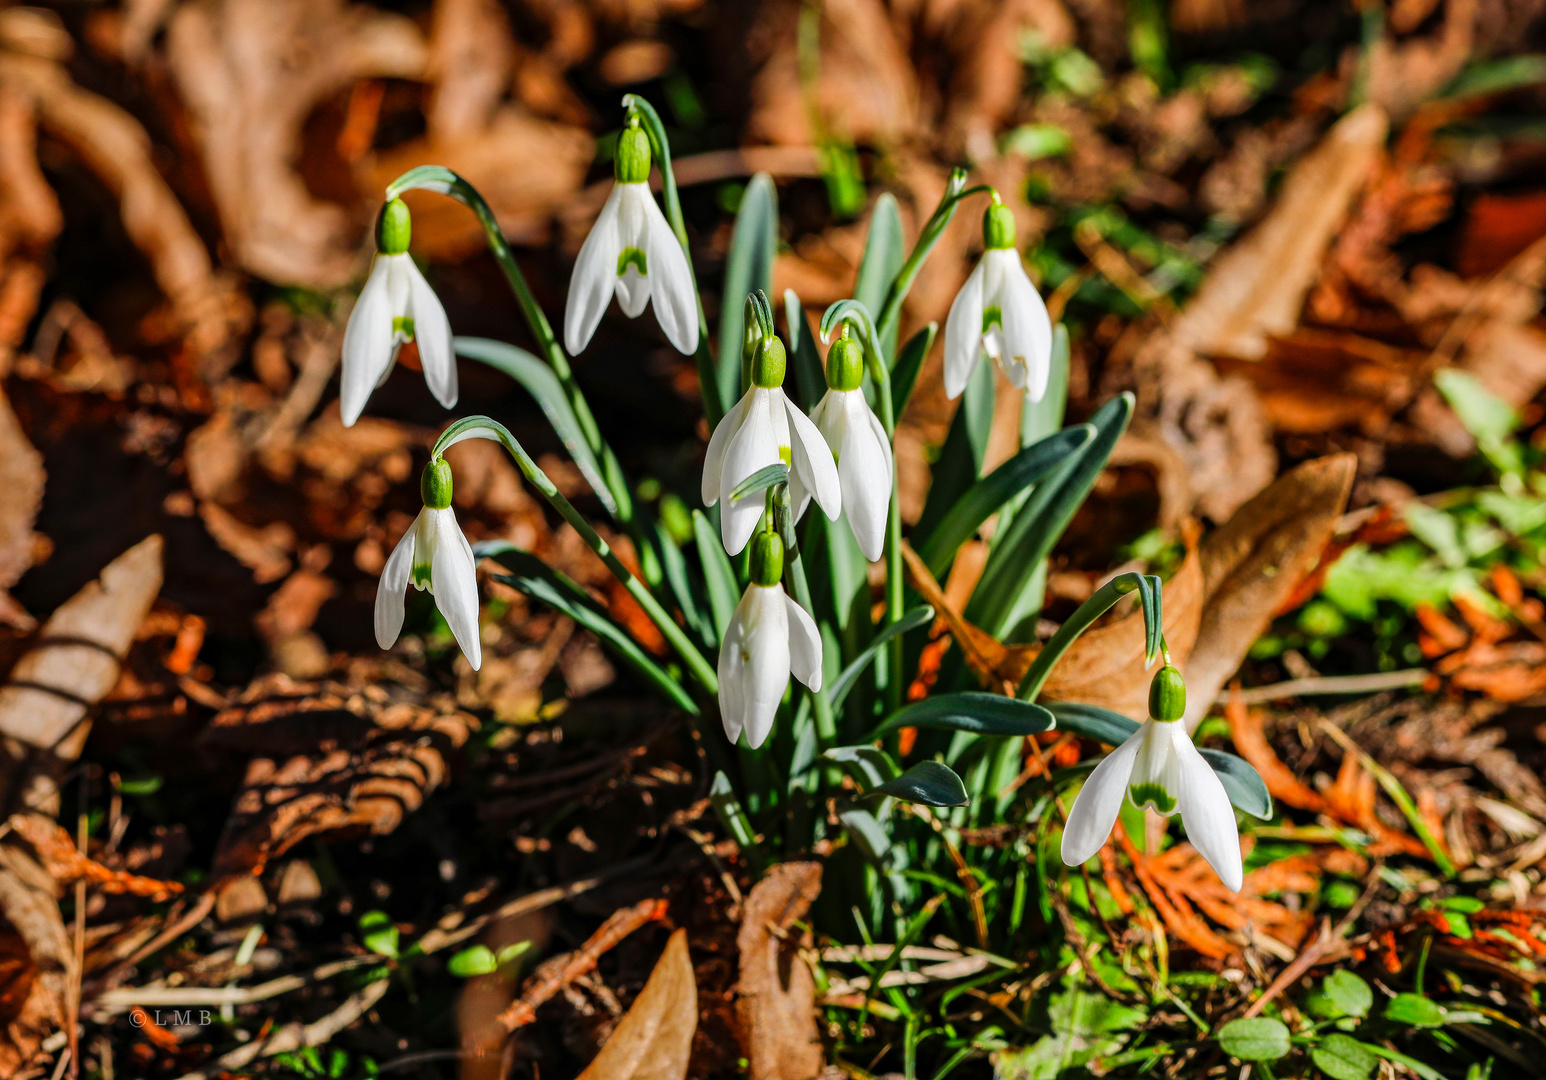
[737,862,824,1080]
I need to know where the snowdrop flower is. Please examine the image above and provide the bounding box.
[340,198,456,426]
[809,333,892,561]
[1061,666,1242,891]
[375,458,481,670]
[718,530,822,749]
[702,335,840,555]
[565,121,698,356]
[943,200,1052,401]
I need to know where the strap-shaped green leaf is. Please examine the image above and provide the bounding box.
[476,541,698,715]
[827,605,934,711]
[969,392,1134,639]
[454,337,618,517]
[866,693,1055,742]
[692,510,738,640]
[824,744,902,787]
[720,174,778,407]
[870,761,969,807]
[1015,571,1157,703]
[783,291,827,412]
[914,425,1095,577]
[912,357,996,542]
[890,322,937,421]
[1044,701,1140,744]
[710,772,766,875]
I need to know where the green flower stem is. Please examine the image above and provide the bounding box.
[383,167,635,529]
[1016,572,1149,703]
[435,416,718,696]
[874,171,995,347]
[622,94,725,427]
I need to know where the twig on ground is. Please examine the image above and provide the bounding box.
[1216,669,1427,705]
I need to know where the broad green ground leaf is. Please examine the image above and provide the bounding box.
[1311,1034,1380,1080]
[1217,1017,1290,1062]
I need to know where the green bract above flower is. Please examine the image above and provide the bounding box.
[375,461,482,671]
[718,533,823,749]
[341,246,456,427]
[1060,666,1242,892]
[944,244,1052,402]
[564,133,698,356]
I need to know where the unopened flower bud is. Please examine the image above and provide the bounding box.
[750,335,787,389]
[615,123,652,185]
[378,198,412,256]
[421,457,454,510]
[825,334,864,392]
[748,530,784,587]
[1148,665,1186,723]
[982,201,1016,251]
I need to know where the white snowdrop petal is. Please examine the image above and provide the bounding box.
[717,597,749,745]
[616,266,650,317]
[997,251,1054,403]
[429,508,483,671]
[839,396,892,562]
[1060,731,1144,868]
[784,393,841,521]
[564,184,625,355]
[643,194,700,354]
[784,592,823,692]
[373,516,417,649]
[702,390,751,507]
[719,390,781,554]
[741,586,790,749]
[943,259,987,400]
[340,258,398,426]
[1172,726,1244,892]
[405,259,458,409]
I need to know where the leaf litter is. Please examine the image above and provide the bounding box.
[1,0,1546,1077]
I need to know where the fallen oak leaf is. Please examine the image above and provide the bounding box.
[575,928,697,1080]
[737,861,824,1080]
[1184,453,1358,728]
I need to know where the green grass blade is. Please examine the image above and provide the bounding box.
[827,605,934,711]
[784,290,827,411]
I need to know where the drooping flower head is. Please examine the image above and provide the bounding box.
[810,329,893,561]
[375,456,482,670]
[564,120,699,356]
[1061,665,1243,891]
[702,333,840,555]
[717,529,823,749]
[943,198,1052,402]
[341,198,457,426]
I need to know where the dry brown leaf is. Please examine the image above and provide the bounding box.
[901,541,1036,692]
[206,674,477,883]
[1040,535,1204,720]
[6,814,183,901]
[1174,104,1389,362]
[0,845,69,1075]
[425,0,514,141]
[737,862,823,1080]
[163,0,428,288]
[0,388,42,629]
[1183,454,1357,727]
[0,534,165,817]
[576,928,697,1080]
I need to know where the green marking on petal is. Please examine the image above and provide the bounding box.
[617,247,648,277]
[411,559,433,589]
[778,445,792,466]
[393,315,416,341]
[981,305,1002,333]
[1129,782,1176,814]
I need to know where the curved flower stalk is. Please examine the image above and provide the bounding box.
[565,121,698,356]
[341,198,456,426]
[702,334,839,555]
[718,530,823,748]
[810,331,893,561]
[944,199,1052,402]
[376,457,481,670]
[1061,666,1242,891]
